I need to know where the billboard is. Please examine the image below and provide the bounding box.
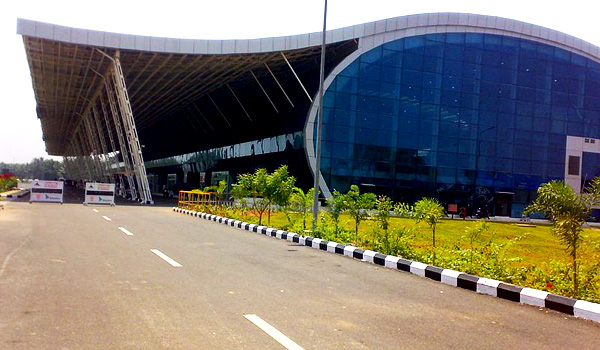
[84,182,116,205]
[30,180,64,203]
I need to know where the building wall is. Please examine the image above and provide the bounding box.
[309,32,600,217]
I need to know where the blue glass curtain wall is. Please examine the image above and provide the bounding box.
[319,33,600,217]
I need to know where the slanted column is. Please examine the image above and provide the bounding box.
[109,50,153,204]
[63,156,75,180]
[75,128,94,180]
[72,137,93,181]
[98,94,121,179]
[105,74,138,200]
[82,111,105,181]
[91,105,112,181]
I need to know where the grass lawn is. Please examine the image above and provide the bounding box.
[225,210,600,269]
[189,206,600,301]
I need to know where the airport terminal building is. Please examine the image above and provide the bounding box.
[18,13,600,216]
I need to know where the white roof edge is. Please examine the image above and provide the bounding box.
[16,13,600,59]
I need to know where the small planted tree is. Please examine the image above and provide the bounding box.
[231,168,270,225]
[290,187,315,231]
[231,165,295,226]
[205,180,228,213]
[343,185,376,245]
[266,165,296,226]
[525,178,600,296]
[328,189,346,237]
[216,180,227,201]
[463,220,489,272]
[375,195,393,233]
[412,198,445,265]
[373,195,393,253]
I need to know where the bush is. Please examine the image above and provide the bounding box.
[178,168,600,302]
[0,174,18,192]
[371,195,417,257]
[372,226,417,258]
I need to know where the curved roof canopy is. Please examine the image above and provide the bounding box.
[18,13,600,161]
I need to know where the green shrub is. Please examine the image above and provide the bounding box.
[0,174,18,192]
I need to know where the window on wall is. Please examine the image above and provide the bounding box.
[568,155,581,176]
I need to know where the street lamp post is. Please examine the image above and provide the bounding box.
[312,0,328,231]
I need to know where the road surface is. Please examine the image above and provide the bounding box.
[1,198,599,349]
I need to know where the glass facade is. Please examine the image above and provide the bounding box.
[318,33,600,217]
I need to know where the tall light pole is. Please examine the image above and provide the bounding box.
[312,0,328,231]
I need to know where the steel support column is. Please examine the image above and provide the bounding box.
[281,52,313,103]
[72,136,93,181]
[226,84,252,121]
[85,109,108,180]
[91,105,111,180]
[82,111,105,181]
[98,93,123,183]
[105,76,138,200]
[264,62,295,108]
[250,70,279,113]
[208,94,232,127]
[108,50,153,204]
[77,124,96,180]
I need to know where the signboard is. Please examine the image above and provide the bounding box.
[84,182,116,206]
[448,204,458,213]
[30,180,64,203]
[199,172,206,188]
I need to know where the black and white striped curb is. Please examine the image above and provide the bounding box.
[173,207,600,323]
[0,189,30,198]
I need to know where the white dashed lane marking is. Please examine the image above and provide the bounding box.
[150,249,182,267]
[92,209,99,213]
[243,314,305,350]
[102,216,111,221]
[118,227,134,236]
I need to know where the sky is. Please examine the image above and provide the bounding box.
[1,0,599,163]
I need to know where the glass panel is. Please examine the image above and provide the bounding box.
[320,33,600,207]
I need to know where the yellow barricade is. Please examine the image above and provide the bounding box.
[178,190,218,210]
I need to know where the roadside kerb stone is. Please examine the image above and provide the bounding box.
[172,207,600,324]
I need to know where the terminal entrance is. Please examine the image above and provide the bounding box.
[494,192,513,217]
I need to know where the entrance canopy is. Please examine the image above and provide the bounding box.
[18,19,358,160]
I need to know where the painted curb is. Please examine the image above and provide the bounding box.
[172,207,600,323]
[0,189,30,198]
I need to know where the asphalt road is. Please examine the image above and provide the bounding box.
[1,197,599,349]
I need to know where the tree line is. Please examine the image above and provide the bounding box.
[0,158,64,180]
